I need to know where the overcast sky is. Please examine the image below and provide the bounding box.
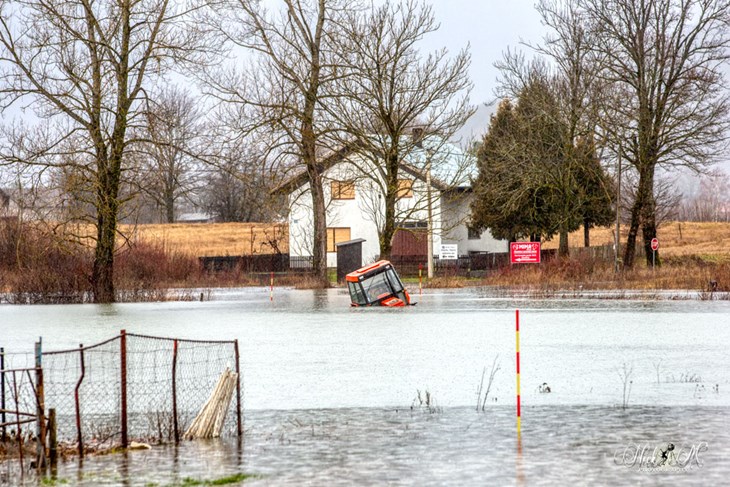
[423,1,728,178]
[416,1,547,142]
[424,0,545,106]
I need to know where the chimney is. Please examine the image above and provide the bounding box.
[412,127,424,148]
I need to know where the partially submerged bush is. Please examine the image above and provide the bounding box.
[115,240,201,290]
[0,219,92,303]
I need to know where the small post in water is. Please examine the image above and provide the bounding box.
[516,309,521,439]
[270,271,274,301]
[419,264,423,296]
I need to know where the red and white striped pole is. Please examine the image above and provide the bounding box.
[516,309,521,438]
[419,263,423,296]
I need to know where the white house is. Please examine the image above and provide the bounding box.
[277,139,508,268]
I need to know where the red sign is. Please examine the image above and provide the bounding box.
[510,242,541,264]
[651,238,659,251]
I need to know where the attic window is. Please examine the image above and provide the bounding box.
[331,180,355,200]
[397,179,413,198]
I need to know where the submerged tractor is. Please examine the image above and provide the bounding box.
[346,260,412,307]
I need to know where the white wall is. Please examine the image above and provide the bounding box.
[441,192,508,254]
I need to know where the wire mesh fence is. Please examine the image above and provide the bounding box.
[2,331,241,459]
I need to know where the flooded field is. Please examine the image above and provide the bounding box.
[2,287,730,485]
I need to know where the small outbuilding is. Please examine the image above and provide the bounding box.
[336,238,366,283]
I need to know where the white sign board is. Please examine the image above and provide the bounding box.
[439,244,458,260]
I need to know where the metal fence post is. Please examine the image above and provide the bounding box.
[234,339,242,437]
[75,344,85,457]
[172,339,179,444]
[120,329,128,448]
[35,339,46,470]
[48,408,57,468]
[1,347,5,440]
[12,370,23,472]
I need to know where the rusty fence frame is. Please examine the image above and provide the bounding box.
[41,330,242,455]
[2,330,242,468]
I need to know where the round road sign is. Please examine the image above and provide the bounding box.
[651,238,659,251]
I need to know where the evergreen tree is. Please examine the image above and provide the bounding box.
[470,78,613,250]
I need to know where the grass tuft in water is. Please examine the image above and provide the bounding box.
[41,479,69,486]
[176,473,256,486]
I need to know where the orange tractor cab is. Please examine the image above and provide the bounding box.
[346,260,412,307]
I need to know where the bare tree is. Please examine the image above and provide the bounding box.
[141,85,202,223]
[0,0,212,302]
[328,0,473,259]
[200,139,283,223]
[206,0,354,285]
[581,0,730,268]
[677,170,730,222]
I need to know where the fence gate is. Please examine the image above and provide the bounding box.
[0,342,46,473]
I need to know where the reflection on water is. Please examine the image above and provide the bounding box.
[2,288,730,485]
[5,406,729,486]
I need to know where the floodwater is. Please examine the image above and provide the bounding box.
[2,287,730,485]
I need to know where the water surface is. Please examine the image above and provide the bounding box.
[1,287,729,485]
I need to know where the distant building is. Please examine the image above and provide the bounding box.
[176,212,215,224]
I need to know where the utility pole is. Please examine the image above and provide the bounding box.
[414,127,434,279]
[426,154,434,279]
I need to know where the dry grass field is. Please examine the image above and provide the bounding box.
[118,222,288,257]
[117,221,730,260]
[542,221,730,261]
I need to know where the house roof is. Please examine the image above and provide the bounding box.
[272,136,475,195]
[271,143,359,195]
[404,136,475,189]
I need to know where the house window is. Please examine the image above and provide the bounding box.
[401,220,427,229]
[397,179,413,198]
[327,227,351,252]
[331,180,355,200]
[468,225,481,240]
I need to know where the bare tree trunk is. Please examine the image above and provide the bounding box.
[379,153,400,260]
[93,154,121,303]
[623,165,654,268]
[308,165,328,285]
[641,185,658,267]
[559,230,569,257]
[166,197,174,223]
[93,209,116,303]
[583,218,590,247]
[623,191,642,269]
[164,178,175,223]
